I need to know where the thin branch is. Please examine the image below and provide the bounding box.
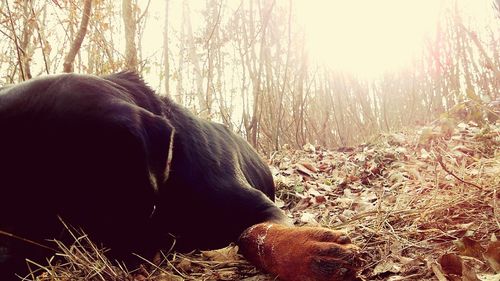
[30,3,50,74]
[0,229,56,252]
[5,0,25,80]
[436,155,483,190]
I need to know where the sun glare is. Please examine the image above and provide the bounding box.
[296,0,445,78]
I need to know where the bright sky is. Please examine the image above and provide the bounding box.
[294,0,496,79]
[140,0,497,87]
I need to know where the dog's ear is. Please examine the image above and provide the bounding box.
[137,110,175,191]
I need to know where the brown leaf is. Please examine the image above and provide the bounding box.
[462,266,481,281]
[318,163,330,172]
[201,245,240,262]
[177,257,192,272]
[438,253,481,281]
[484,241,500,273]
[296,163,314,177]
[439,253,463,276]
[431,262,448,281]
[300,161,317,173]
[372,258,401,276]
[455,237,485,259]
[312,195,326,204]
[400,257,427,276]
[293,197,312,211]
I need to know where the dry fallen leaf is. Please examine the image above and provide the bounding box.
[300,161,317,173]
[372,258,401,276]
[177,257,192,272]
[201,245,240,262]
[275,197,285,208]
[296,163,315,177]
[302,143,315,153]
[431,262,448,281]
[439,253,463,276]
[311,195,326,205]
[299,212,318,225]
[438,253,482,281]
[455,237,485,259]
[484,241,500,273]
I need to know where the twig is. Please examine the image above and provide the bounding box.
[436,155,483,190]
[30,3,50,74]
[0,229,56,252]
[5,0,25,80]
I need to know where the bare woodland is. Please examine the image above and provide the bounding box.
[0,0,498,152]
[1,1,499,280]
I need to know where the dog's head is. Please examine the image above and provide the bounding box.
[0,73,174,210]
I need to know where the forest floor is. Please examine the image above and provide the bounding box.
[31,121,499,281]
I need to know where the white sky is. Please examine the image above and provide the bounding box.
[294,0,497,78]
[141,0,498,83]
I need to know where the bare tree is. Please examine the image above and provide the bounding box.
[0,0,497,151]
[63,0,92,73]
[4,0,26,80]
[122,0,138,71]
[163,0,170,95]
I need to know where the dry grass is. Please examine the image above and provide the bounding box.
[271,121,499,280]
[20,222,130,281]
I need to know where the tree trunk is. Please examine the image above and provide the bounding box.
[163,0,170,95]
[63,0,92,73]
[122,0,138,71]
[184,1,206,116]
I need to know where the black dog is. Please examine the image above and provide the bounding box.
[0,72,359,281]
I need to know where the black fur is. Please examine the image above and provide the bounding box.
[0,72,286,279]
